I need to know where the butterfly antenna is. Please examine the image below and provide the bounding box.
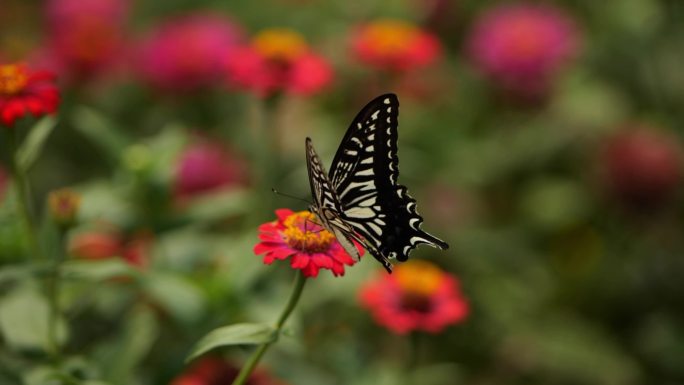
[271,188,312,205]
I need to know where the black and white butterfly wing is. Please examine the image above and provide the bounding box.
[329,94,448,266]
[305,138,362,263]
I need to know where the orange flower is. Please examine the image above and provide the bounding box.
[226,28,333,96]
[254,209,362,278]
[0,63,59,127]
[359,260,468,334]
[351,19,442,72]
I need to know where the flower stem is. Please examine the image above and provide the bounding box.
[231,271,307,385]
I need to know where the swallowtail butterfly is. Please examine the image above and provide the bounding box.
[306,94,448,272]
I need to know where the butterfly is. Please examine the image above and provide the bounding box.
[306,93,448,273]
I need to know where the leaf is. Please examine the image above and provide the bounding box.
[0,284,68,352]
[186,323,276,362]
[15,116,57,171]
[61,259,137,281]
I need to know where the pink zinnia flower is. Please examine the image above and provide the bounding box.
[254,209,362,278]
[42,0,129,81]
[359,260,468,334]
[135,13,243,92]
[351,19,442,73]
[172,356,288,385]
[174,138,248,200]
[467,3,580,100]
[225,28,333,97]
[601,126,682,209]
[0,63,60,127]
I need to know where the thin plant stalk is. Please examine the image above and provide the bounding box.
[231,271,307,385]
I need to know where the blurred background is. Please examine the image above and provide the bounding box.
[1,0,684,384]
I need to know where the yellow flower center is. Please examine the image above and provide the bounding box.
[252,28,309,62]
[282,211,335,253]
[395,260,444,297]
[0,64,29,95]
[362,20,419,55]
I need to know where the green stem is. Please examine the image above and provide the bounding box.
[8,131,42,261]
[231,271,307,385]
[47,230,67,361]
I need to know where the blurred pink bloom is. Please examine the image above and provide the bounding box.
[225,28,333,97]
[42,0,129,82]
[601,127,682,209]
[135,13,243,92]
[174,138,248,199]
[69,228,152,269]
[351,19,442,73]
[467,3,580,100]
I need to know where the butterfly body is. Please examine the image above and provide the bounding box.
[306,94,448,272]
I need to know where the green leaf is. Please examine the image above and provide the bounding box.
[0,284,67,352]
[186,323,276,362]
[60,259,137,281]
[15,116,57,171]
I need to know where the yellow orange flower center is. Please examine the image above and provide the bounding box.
[253,28,308,61]
[0,64,29,95]
[282,211,335,253]
[395,260,444,297]
[361,20,419,54]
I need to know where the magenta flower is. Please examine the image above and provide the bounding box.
[42,0,129,82]
[254,209,361,278]
[135,13,243,92]
[174,138,248,200]
[467,3,580,100]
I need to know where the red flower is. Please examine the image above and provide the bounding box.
[69,228,151,269]
[172,356,287,385]
[601,127,682,209]
[359,260,468,334]
[0,63,59,127]
[351,19,442,73]
[174,138,248,200]
[254,209,362,278]
[225,28,333,97]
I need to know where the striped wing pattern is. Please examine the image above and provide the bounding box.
[307,94,448,272]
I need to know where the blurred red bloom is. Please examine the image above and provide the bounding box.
[42,0,129,81]
[351,19,442,73]
[601,127,682,209]
[0,63,59,127]
[359,260,468,334]
[172,356,287,385]
[69,229,151,268]
[135,13,243,92]
[467,3,579,100]
[225,28,333,97]
[254,209,361,278]
[174,138,248,200]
